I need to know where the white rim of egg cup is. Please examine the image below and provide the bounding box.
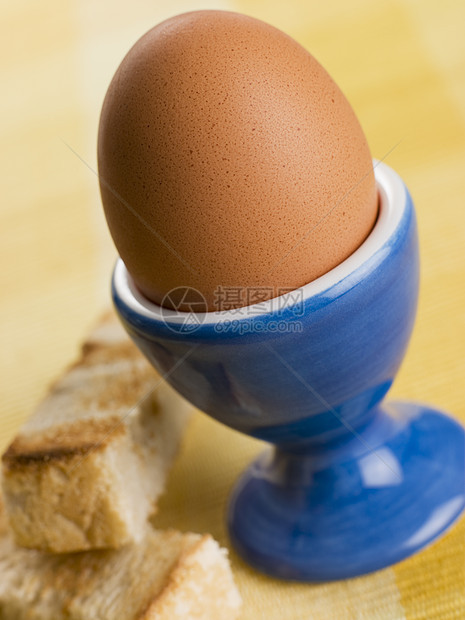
[113,160,406,326]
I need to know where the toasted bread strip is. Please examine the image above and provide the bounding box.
[1,312,192,553]
[0,498,242,620]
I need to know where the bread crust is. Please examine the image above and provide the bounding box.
[2,416,126,464]
[0,498,242,620]
[141,535,243,619]
[1,312,192,553]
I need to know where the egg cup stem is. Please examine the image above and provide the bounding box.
[227,402,465,581]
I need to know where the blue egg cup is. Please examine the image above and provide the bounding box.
[112,162,465,582]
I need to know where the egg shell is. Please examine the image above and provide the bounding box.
[98,10,378,311]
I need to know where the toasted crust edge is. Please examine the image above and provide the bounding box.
[140,534,242,620]
[2,416,126,466]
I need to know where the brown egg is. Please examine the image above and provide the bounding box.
[98,10,378,311]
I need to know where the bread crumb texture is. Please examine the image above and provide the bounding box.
[0,497,241,620]
[1,312,192,552]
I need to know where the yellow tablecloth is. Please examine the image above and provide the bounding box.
[1,1,464,617]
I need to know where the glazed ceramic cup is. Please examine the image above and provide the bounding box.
[112,161,465,581]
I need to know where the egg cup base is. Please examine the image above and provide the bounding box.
[227,401,465,581]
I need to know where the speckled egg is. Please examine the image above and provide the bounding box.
[98,10,378,310]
